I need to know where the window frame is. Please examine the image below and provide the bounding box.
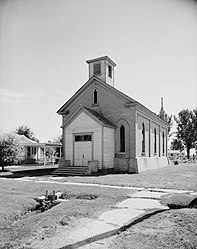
[74,135,92,142]
[142,123,145,154]
[162,132,165,154]
[93,89,98,104]
[120,125,126,153]
[93,63,101,75]
[154,128,157,154]
[108,65,112,78]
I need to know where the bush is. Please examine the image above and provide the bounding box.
[0,132,25,171]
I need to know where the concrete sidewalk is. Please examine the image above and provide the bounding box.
[0,164,58,178]
[4,176,196,249]
[31,189,174,249]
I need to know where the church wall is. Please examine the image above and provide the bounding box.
[65,111,102,167]
[103,127,115,169]
[151,122,160,157]
[136,114,150,157]
[62,80,135,160]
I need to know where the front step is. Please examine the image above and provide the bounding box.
[52,166,89,176]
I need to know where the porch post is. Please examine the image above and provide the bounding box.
[36,146,38,164]
[60,146,62,159]
[44,145,46,165]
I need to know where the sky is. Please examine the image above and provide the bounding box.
[0,0,196,142]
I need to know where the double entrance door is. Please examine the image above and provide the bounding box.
[74,134,92,166]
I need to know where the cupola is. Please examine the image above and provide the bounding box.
[86,56,116,87]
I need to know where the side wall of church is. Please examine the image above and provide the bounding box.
[133,109,169,173]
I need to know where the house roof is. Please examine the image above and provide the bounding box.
[57,76,168,126]
[57,76,136,114]
[62,105,116,129]
[15,134,37,145]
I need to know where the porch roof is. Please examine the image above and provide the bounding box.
[19,142,62,148]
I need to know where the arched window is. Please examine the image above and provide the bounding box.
[93,89,98,104]
[154,128,157,154]
[120,125,125,152]
[142,123,145,153]
[162,132,165,154]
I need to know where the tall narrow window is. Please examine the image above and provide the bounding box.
[93,89,98,104]
[94,63,101,75]
[162,132,165,154]
[142,123,145,153]
[120,125,125,152]
[154,128,157,154]
[108,65,112,78]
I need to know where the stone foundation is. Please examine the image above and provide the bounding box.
[58,157,71,168]
[134,156,169,173]
[88,160,99,174]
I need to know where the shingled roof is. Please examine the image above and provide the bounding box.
[84,107,116,128]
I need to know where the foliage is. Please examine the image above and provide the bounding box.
[15,125,39,142]
[174,108,197,159]
[171,138,184,152]
[158,111,173,136]
[48,135,63,144]
[0,132,25,171]
[166,114,173,136]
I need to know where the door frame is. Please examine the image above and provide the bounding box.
[73,132,94,166]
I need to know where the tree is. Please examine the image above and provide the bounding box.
[15,125,39,142]
[171,138,184,152]
[158,111,173,138]
[0,132,25,171]
[174,108,197,159]
[51,135,63,144]
[166,114,173,137]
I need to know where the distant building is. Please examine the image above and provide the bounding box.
[168,149,184,162]
[16,134,62,165]
[57,56,169,174]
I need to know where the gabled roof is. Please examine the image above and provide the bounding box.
[57,76,136,114]
[62,105,116,129]
[57,76,168,126]
[15,134,37,144]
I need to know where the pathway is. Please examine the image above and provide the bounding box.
[14,176,196,249]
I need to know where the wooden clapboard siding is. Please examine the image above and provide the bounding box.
[65,111,102,167]
[103,127,115,169]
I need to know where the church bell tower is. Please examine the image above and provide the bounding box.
[86,56,116,87]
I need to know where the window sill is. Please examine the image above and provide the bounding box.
[141,152,146,156]
[92,103,99,107]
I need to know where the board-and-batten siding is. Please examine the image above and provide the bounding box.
[65,111,102,167]
[103,127,114,169]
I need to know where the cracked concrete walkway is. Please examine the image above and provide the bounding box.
[6,177,196,249]
[31,188,180,249]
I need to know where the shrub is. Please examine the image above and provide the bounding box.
[0,132,25,171]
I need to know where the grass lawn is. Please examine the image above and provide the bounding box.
[0,178,132,249]
[99,208,197,249]
[57,163,197,191]
[0,163,197,248]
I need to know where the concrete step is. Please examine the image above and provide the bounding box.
[53,166,89,176]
